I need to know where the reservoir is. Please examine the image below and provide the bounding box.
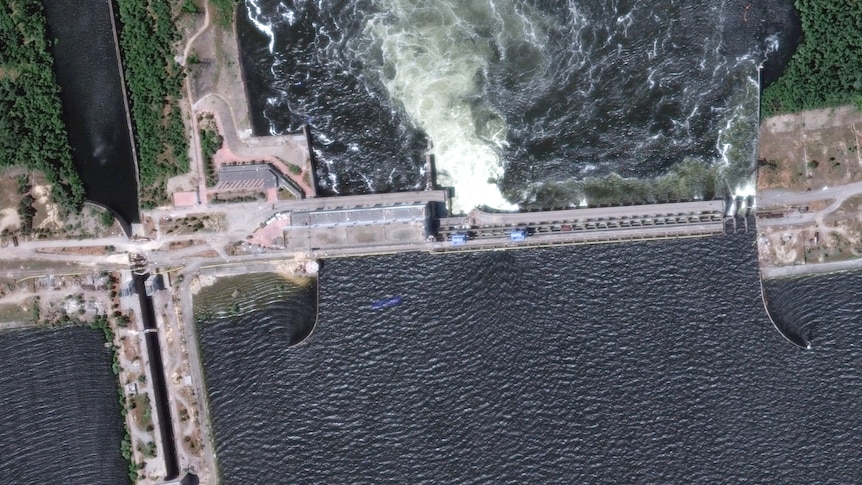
[43,0,139,226]
[190,2,862,481]
[197,230,862,482]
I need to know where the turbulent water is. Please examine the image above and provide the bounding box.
[237,0,798,212]
[0,327,128,484]
[197,231,862,483]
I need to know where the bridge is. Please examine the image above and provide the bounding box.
[263,192,731,258]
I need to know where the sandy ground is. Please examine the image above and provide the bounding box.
[758,106,862,191]
[0,208,19,234]
[757,106,862,272]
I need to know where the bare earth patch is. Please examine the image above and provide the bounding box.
[758,106,862,271]
[759,106,862,191]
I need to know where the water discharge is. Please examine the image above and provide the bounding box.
[360,0,549,212]
[237,0,799,210]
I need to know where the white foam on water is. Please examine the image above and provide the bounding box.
[326,172,339,194]
[316,132,333,145]
[764,33,780,56]
[360,173,375,192]
[616,12,634,38]
[362,0,551,213]
[246,0,276,53]
[735,180,756,199]
[276,3,296,26]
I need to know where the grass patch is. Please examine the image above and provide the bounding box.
[0,303,29,323]
[210,0,239,27]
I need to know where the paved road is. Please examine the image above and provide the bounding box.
[761,257,862,279]
[470,200,725,226]
[758,180,862,208]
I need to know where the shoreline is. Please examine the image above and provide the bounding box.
[761,257,862,280]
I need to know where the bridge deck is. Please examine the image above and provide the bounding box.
[282,198,728,258]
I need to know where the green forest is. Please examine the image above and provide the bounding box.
[117,0,189,209]
[761,0,862,116]
[0,0,84,214]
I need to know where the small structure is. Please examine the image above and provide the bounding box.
[120,281,135,298]
[144,274,165,296]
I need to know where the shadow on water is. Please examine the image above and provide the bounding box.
[760,278,810,349]
[194,273,318,347]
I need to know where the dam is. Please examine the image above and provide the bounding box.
[262,190,733,259]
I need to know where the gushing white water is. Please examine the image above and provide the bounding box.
[735,180,756,199]
[362,0,548,212]
[246,0,275,53]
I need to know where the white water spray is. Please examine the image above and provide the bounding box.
[362,1,548,213]
[246,0,275,53]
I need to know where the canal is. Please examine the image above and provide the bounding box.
[43,0,139,226]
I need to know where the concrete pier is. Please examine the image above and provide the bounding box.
[439,200,725,242]
[269,195,728,259]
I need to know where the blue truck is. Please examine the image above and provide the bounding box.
[450,233,468,245]
[510,229,527,241]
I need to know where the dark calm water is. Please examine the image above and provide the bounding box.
[237,0,799,210]
[764,272,862,353]
[197,231,862,483]
[0,327,128,485]
[43,0,139,225]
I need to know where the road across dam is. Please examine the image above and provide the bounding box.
[272,192,731,259]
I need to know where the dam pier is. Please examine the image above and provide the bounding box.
[244,191,739,259]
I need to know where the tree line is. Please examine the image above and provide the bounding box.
[116,0,189,209]
[762,0,862,116]
[0,0,85,214]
